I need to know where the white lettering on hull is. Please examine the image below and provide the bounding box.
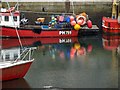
[59,31,72,35]
[59,39,72,43]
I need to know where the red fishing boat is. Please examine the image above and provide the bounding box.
[0,3,36,81]
[102,0,120,34]
[0,3,94,38]
[0,7,79,38]
[0,47,35,81]
[102,17,120,34]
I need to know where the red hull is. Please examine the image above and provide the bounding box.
[2,37,78,49]
[102,17,120,34]
[0,61,33,81]
[102,34,120,51]
[1,26,78,37]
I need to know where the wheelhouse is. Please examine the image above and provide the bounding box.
[0,8,20,28]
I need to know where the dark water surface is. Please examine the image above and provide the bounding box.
[2,35,119,88]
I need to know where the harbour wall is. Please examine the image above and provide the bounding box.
[2,2,113,29]
[2,2,112,14]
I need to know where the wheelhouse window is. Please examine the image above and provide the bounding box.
[13,16,17,21]
[14,54,18,59]
[5,54,10,60]
[4,16,9,21]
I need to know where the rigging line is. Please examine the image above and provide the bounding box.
[6,2,23,49]
[71,0,75,15]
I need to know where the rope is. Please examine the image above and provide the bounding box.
[6,2,23,49]
[71,1,75,15]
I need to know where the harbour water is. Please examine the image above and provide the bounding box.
[1,2,119,89]
[1,35,119,88]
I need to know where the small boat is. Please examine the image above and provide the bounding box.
[102,17,120,34]
[102,0,120,34]
[0,3,35,81]
[0,47,35,81]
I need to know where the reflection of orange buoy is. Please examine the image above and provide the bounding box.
[70,20,76,26]
[59,51,65,59]
[70,47,76,59]
[87,44,93,53]
[77,47,85,55]
[74,43,80,50]
[87,20,92,28]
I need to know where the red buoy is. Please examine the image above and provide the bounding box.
[87,20,92,28]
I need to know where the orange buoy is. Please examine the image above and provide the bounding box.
[87,20,92,28]
[77,47,85,55]
[70,20,76,26]
[80,12,87,18]
[70,47,76,59]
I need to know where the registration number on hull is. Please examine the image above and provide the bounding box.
[59,31,72,35]
[59,39,72,43]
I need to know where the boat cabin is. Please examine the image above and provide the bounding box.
[1,48,20,62]
[0,8,20,28]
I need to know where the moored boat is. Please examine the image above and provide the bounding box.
[102,0,120,34]
[0,47,35,81]
[102,17,120,34]
[0,3,94,38]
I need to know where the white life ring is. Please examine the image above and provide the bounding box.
[76,15,86,26]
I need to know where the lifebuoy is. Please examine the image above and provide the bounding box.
[76,15,86,26]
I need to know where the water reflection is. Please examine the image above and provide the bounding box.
[102,34,120,57]
[35,37,93,61]
[1,36,119,88]
[2,78,31,89]
[2,37,78,49]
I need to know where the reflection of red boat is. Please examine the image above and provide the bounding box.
[2,78,30,88]
[2,37,78,49]
[102,34,120,50]
[0,48,34,81]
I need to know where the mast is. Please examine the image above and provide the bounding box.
[118,0,120,23]
[112,0,118,19]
